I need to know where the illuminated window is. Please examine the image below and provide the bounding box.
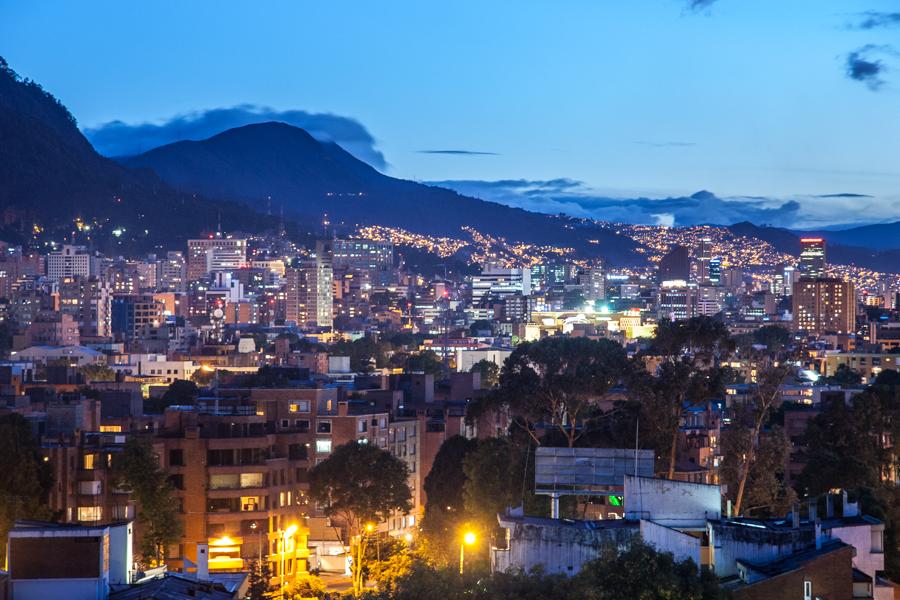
[83,453,97,470]
[99,425,122,433]
[315,439,332,454]
[77,506,103,521]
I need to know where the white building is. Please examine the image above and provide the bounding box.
[471,266,531,307]
[46,245,96,280]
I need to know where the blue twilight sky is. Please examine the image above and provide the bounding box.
[3,0,900,228]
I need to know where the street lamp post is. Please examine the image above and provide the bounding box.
[280,524,298,600]
[459,531,476,575]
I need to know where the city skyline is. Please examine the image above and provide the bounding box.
[4,0,900,228]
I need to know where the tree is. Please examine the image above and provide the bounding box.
[824,363,863,387]
[799,389,895,495]
[308,442,411,593]
[246,559,273,600]
[463,437,517,540]
[629,360,725,478]
[421,435,479,565]
[409,350,444,376]
[721,425,796,516]
[572,539,725,600]
[752,324,792,354]
[77,364,117,383]
[496,336,628,447]
[145,379,199,413]
[469,320,493,336]
[0,414,52,565]
[470,359,500,388]
[111,437,182,566]
[727,363,793,515]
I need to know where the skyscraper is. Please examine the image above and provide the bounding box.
[792,278,856,335]
[285,243,333,330]
[186,238,248,281]
[798,238,826,279]
[695,237,713,283]
[658,245,690,283]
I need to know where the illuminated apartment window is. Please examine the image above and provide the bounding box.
[78,506,103,521]
[83,453,97,470]
[100,425,122,433]
[315,439,332,454]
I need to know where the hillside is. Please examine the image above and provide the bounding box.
[0,57,294,253]
[120,122,643,265]
[729,221,900,273]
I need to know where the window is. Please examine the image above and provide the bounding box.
[317,420,332,434]
[100,425,122,432]
[83,453,97,470]
[169,474,185,490]
[241,473,264,488]
[803,581,812,600]
[316,439,332,454]
[281,419,289,428]
[78,506,103,522]
[358,420,367,433]
[169,449,185,466]
[294,419,310,432]
[290,400,310,413]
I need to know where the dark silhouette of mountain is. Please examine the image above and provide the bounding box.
[729,221,900,273]
[120,122,641,264]
[799,222,900,252]
[0,57,296,253]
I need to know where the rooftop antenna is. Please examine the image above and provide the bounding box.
[216,211,222,238]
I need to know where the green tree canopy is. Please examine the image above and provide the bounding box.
[496,336,628,447]
[470,359,500,388]
[111,437,181,566]
[0,413,52,565]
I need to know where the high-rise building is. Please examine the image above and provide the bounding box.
[285,246,333,330]
[798,238,826,279]
[696,284,726,317]
[658,245,690,283]
[695,238,713,283]
[158,251,187,292]
[46,245,96,280]
[792,278,856,335]
[708,257,722,286]
[657,280,696,321]
[111,294,165,340]
[332,239,393,269]
[58,276,112,337]
[582,266,606,303]
[186,238,248,281]
[471,265,532,307]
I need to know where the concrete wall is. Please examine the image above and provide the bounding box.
[10,579,107,600]
[624,476,721,527]
[640,520,701,565]
[492,520,637,576]
[713,524,808,578]
[732,545,853,600]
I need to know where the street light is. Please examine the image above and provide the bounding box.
[250,521,263,565]
[280,524,298,600]
[459,531,476,575]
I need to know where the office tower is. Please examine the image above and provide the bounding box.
[658,245,690,283]
[708,257,722,286]
[695,238,713,283]
[186,238,248,281]
[657,280,697,321]
[158,251,187,292]
[696,284,726,317]
[583,266,606,303]
[58,276,112,337]
[285,244,333,329]
[111,294,165,340]
[332,239,394,284]
[783,266,796,295]
[46,245,96,280]
[471,265,532,306]
[792,278,856,335]
[798,238,826,279]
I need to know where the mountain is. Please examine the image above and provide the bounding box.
[120,122,642,264]
[800,222,900,252]
[730,221,900,273]
[0,57,295,253]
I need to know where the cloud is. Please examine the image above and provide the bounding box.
[429,179,805,227]
[634,140,696,148]
[684,0,718,13]
[83,105,387,169]
[815,193,873,199]
[845,45,892,90]
[852,12,900,30]
[417,149,500,156]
